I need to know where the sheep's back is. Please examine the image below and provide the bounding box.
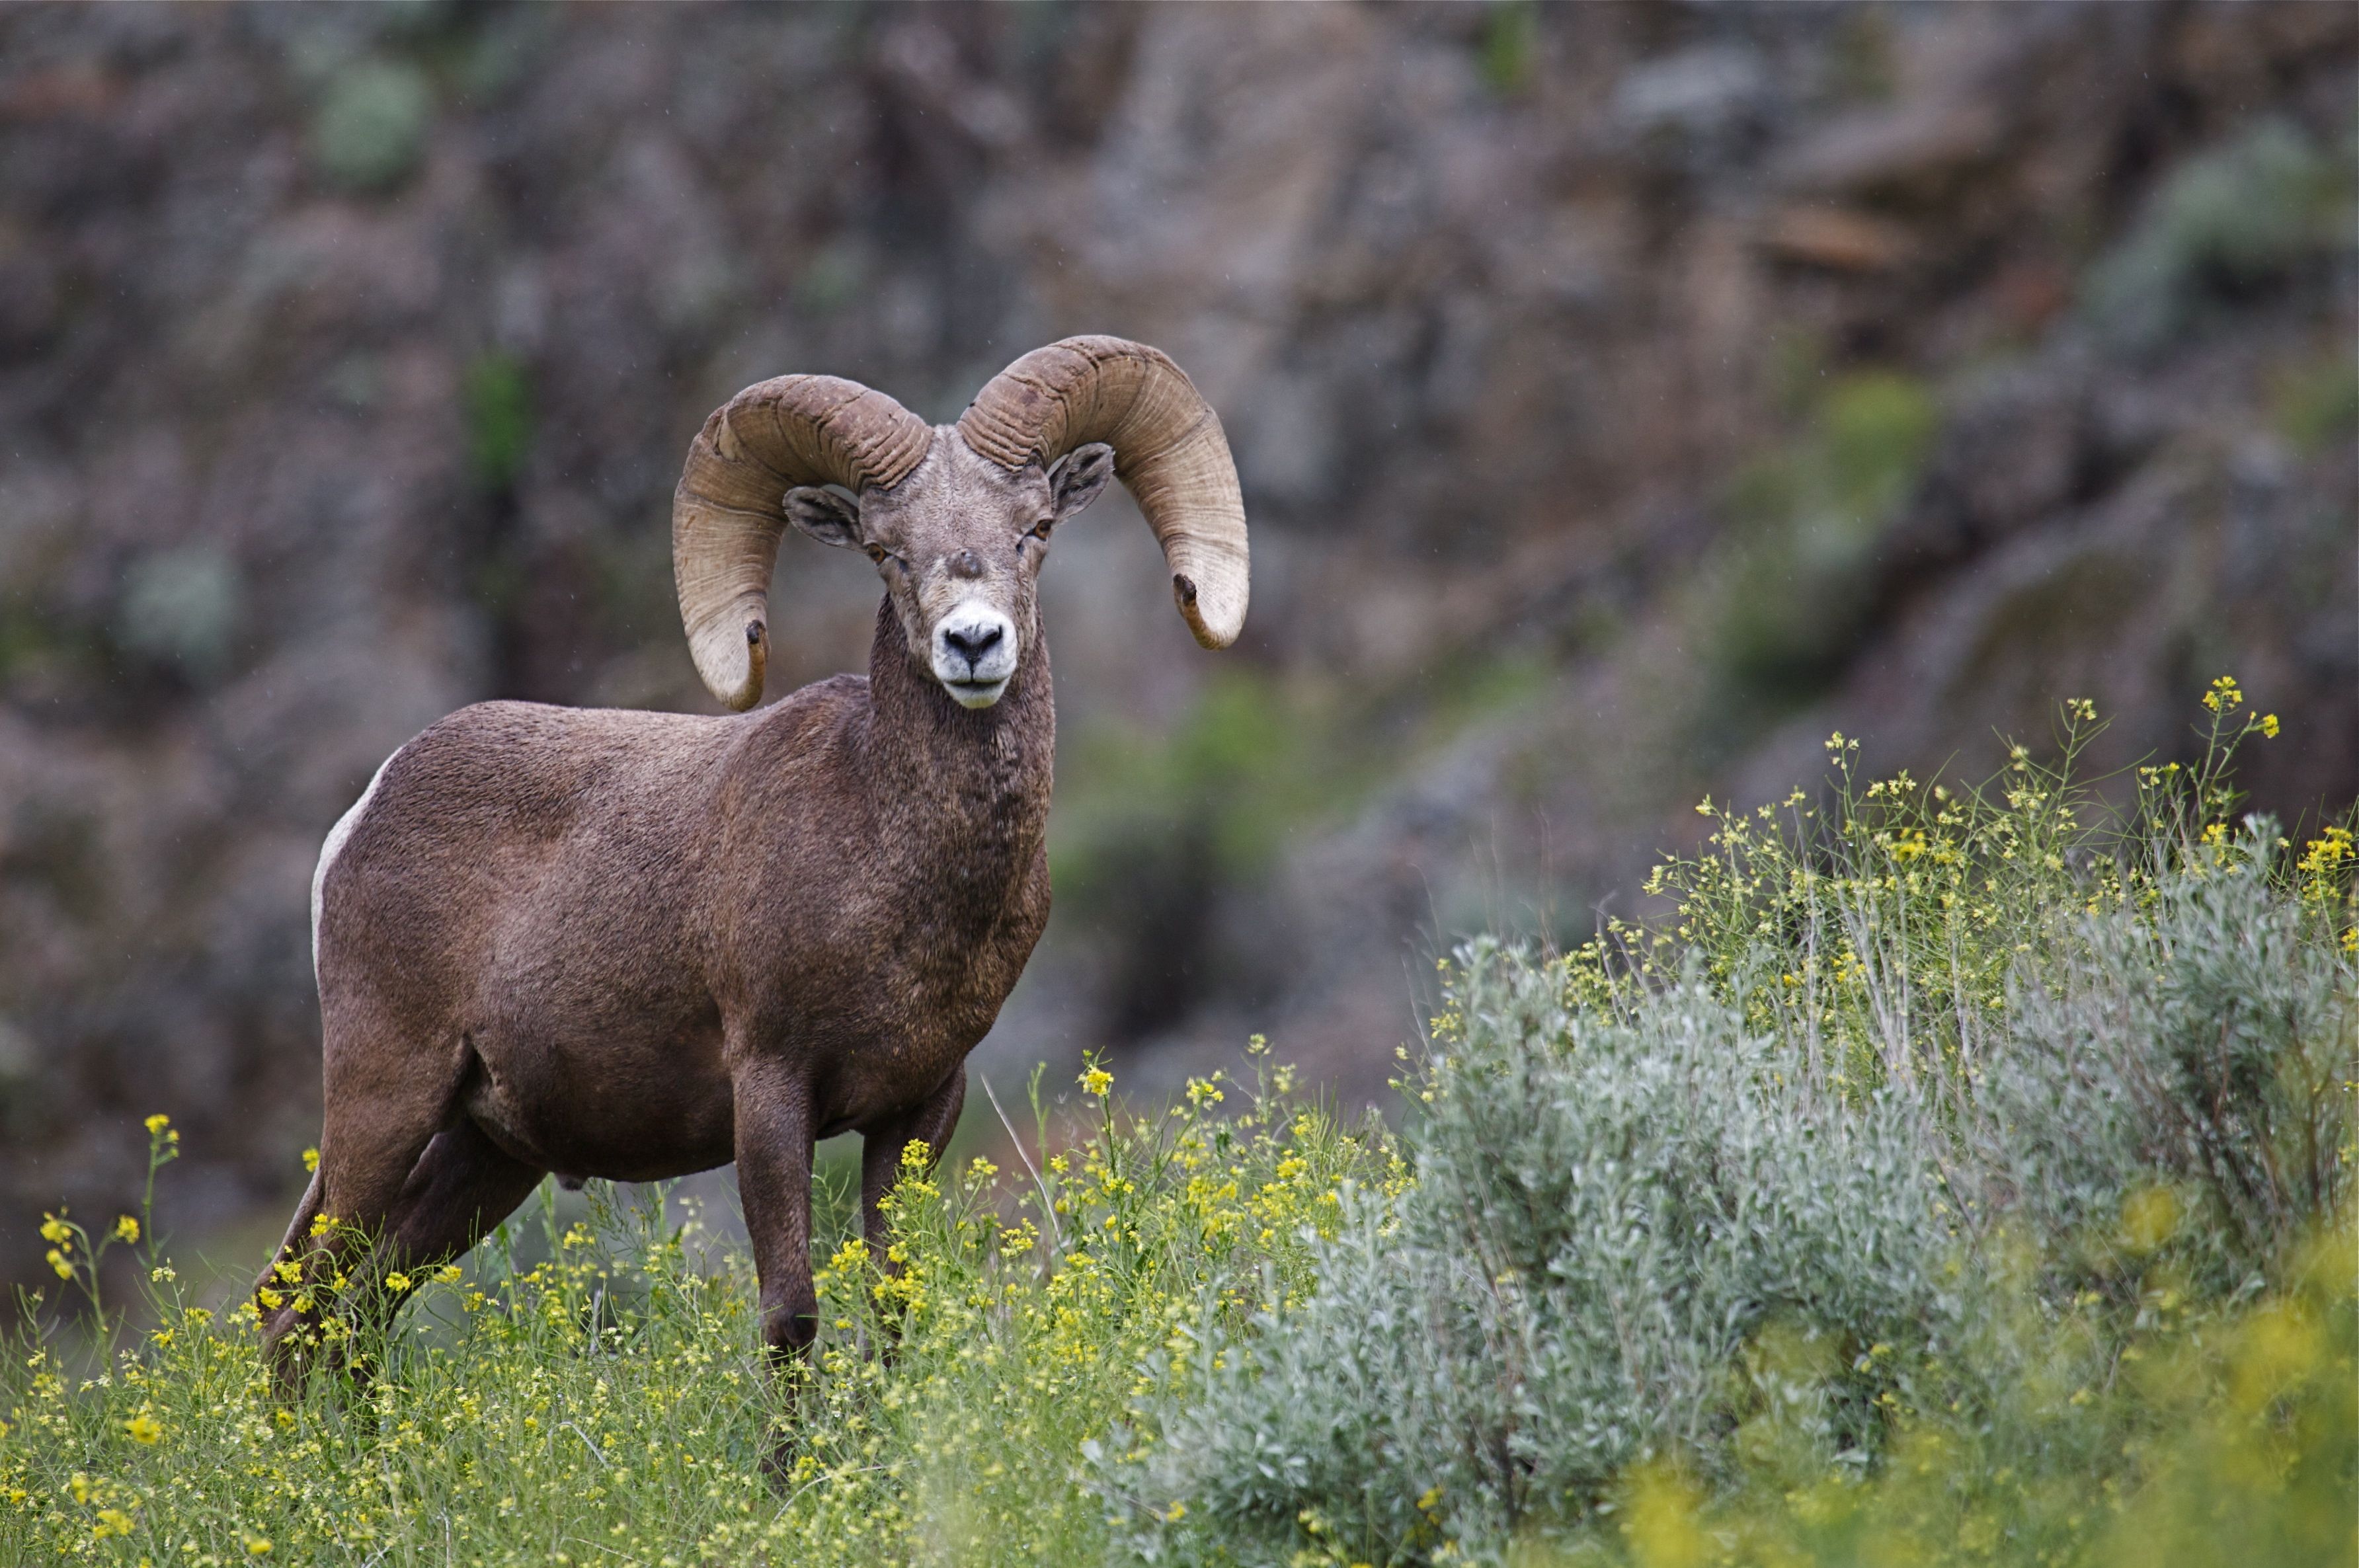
[315,699,745,1033]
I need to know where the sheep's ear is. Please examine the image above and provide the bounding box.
[1047,442,1115,523]
[785,486,863,549]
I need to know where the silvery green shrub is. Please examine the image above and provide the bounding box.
[1977,822,2357,1289]
[1111,943,1964,1565]
[1109,820,2353,1567]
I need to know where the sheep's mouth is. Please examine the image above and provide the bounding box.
[942,675,1010,709]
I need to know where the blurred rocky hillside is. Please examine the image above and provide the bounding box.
[1,3,2352,1290]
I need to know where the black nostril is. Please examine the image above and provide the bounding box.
[943,623,1003,664]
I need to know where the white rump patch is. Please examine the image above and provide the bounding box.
[311,747,400,978]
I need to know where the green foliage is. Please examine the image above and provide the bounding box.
[1818,374,1938,522]
[793,242,865,319]
[1707,372,1938,716]
[116,543,245,684]
[1985,822,2358,1288]
[1055,670,1327,909]
[0,597,93,689]
[2083,119,2356,352]
[463,353,535,494]
[1479,3,1539,98]
[8,1182,778,1565]
[1057,654,1547,916]
[1823,10,1896,106]
[311,60,435,194]
[1623,684,2324,1101]
[778,1055,1399,1563]
[1550,1222,2356,1568]
[2274,350,2359,455]
[1055,656,1546,1033]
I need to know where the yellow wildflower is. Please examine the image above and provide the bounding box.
[143,1113,171,1135]
[113,1215,139,1244]
[1082,1066,1113,1098]
[301,1146,320,1173]
[124,1412,163,1444]
[2121,1186,2179,1253]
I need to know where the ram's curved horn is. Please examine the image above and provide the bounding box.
[957,336,1248,648]
[672,377,933,709]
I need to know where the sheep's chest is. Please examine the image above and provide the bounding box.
[860,839,1047,1082]
[742,631,1057,1128]
[779,784,1049,1130]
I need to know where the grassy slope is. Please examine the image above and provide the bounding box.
[3,686,2352,1567]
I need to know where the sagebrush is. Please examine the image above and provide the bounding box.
[1114,686,2355,1565]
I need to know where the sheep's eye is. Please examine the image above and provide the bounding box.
[865,543,898,567]
[1027,518,1055,541]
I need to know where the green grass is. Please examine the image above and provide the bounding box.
[3,1062,1395,1566]
[4,681,2352,1565]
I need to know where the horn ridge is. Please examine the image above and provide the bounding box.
[672,374,930,709]
[957,336,1249,649]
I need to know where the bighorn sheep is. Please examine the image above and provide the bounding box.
[260,336,1248,1397]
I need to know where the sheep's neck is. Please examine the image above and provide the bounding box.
[861,599,1053,870]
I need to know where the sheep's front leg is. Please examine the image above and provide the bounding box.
[733,1066,817,1375]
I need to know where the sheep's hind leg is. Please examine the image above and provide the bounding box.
[731,1062,816,1480]
[259,1019,465,1394]
[262,1169,327,1296]
[319,1120,545,1384]
[383,1119,544,1267]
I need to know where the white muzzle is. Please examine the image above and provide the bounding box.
[931,602,1018,708]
